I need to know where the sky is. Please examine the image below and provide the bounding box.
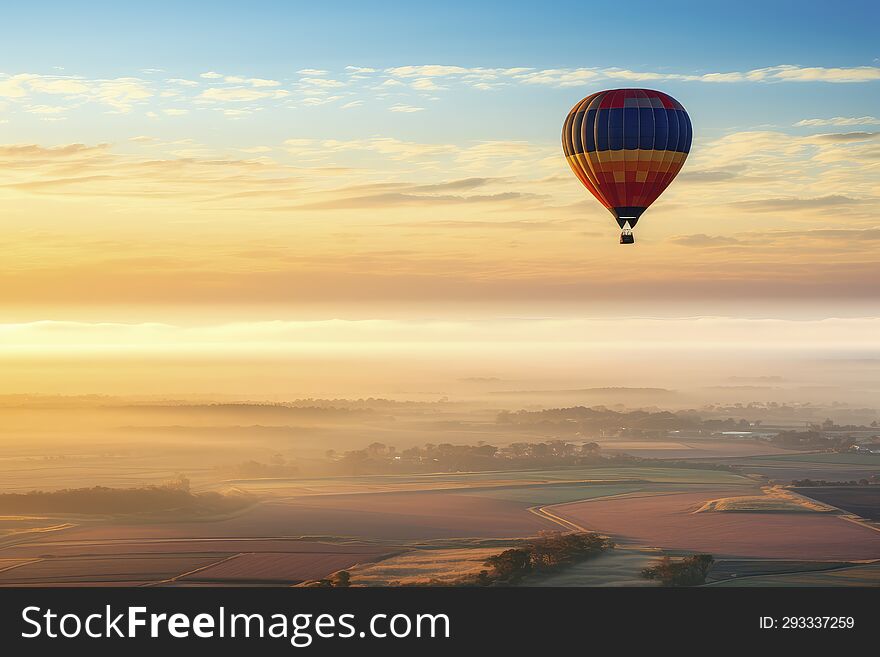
[1,1,878,394]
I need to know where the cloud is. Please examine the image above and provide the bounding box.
[673,227,880,249]
[25,76,90,94]
[0,74,31,97]
[379,63,880,89]
[389,104,424,112]
[807,131,880,142]
[302,95,343,106]
[26,104,69,115]
[162,108,188,116]
[761,65,880,83]
[730,194,863,212]
[340,100,363,109]
[92,78,152,112]
[795,116,880,127]
[513,68,604,87]
[385,65,470,78]
[411,78,445,91]
[0,143,111,161]
[0,73,153,112]
[408,177,496,193]
[299,77,345,88]
[1,61,877,126]
[678,169,742,183]
[220,107,264,117]
[321,137,458,161]
[670,234,743,247]
[225,76,281,87]
[199,87,287,102]
[778,227,880,241]
[292,191,531,210]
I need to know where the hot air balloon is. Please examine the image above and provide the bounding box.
[562,89,692,244]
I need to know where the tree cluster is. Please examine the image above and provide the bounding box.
[641,554,714,586]
[467,532,613,586]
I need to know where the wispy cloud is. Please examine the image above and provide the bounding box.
[388,104,424,112]
[0,73,153,112]
[1,61,876,122]
[730,194,864,212]
[200,87,288,102]
[670,234,743,247]
[807,131,880,142]
[795,116,880,127]
[380,63,880,88]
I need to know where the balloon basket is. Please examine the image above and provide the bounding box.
[619,229,634,245]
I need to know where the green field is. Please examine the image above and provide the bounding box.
[461,483,646,505]
[526,548,661,587]
[228,465,753,497]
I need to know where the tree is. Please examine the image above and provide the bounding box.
[642,554,714,586]
[484,548,532,582]
[366,442,387,456]
[332,571,351,587]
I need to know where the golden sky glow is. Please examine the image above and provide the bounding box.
[1,4,879,399]
[1,127,878,317]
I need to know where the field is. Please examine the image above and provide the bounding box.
[224,465,752,498]
[348,548,501,586]
[594,439,794,460]
[792,487,880,520]
[546,489,880,560]
[721,452,880,483]
[709,563,880,587]
[694,487,833,513]
[526,548,661,587]
[180,550,394,585]
[0,533,394,586]
[0,465,759,585]
[0,395,877,587]
[0,554,222,585]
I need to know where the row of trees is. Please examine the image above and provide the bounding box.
[0,478,251,517]
[641,554,714,586]
[496,406,761,438]
[465,532,613,586]
[772,430,857,451]
[326,441,737,475]
[303,571,351,588]
[791,477,879,487]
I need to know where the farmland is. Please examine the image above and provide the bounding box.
[0,534,395,586]
[0,395,877,587]
[545,489,880,560]
[348,548,503,586]
[719,452,880,483]
[791,486,880,520]
[708,563,880,587]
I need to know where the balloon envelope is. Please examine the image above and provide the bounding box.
[562,89,692,230]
